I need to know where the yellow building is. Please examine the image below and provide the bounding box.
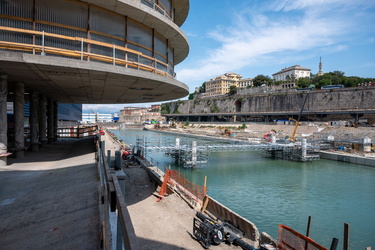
[205,73,253,97]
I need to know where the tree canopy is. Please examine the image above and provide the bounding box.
[228,85,237,95]
[253,75,273,87]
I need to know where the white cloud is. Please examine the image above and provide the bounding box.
[177,0,374,88]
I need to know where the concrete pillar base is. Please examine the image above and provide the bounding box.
[30,144,39,152]
[0,157,7,166]
[48,138,54,144]
[15,150,24,158]
[40,141,48,147]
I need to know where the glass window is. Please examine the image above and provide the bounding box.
[36,0,88,29]
[154,32,166,58]
[158,0,171,14]
[90,7,125,38]
[127,19,152,51]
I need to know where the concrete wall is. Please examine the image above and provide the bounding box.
[168,87,375,115]
[320,151,375,167]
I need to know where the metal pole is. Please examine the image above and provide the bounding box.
[113,45,116,65]
[107,149,111,169]
[306,216,311,237]
[81,38,84,60]
[115,151,121,170]
[344,223,349,250]
[330,238,339,250]
[41,31,45,55]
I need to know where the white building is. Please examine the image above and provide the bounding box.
[82,113,113,123]
[272,65,311,82]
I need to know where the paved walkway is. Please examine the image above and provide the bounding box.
[0,137,100,250]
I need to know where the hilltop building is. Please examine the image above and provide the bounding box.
[205,73,253,97]
[0,0,190,165]
[272,65,311,82]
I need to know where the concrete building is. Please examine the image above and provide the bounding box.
[82,112,113,124]
[205,73,253,97]
[0,0,190,165]
[272,65,311,82]
[119,107,163,124]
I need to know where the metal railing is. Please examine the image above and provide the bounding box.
[57,125,98,138]
[97,140,140,250]
[0,26,174,78]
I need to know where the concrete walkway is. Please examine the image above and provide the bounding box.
[0,137,100,250]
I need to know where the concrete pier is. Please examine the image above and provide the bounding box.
[39,94,47,146]
[47,98,54,144]
[30,90,39,151]
[320,151,375,167]
[14,82,25,158]
[0,75,8,166]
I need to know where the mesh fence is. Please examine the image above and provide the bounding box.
[165,168,207,204]
[278,225,327,250]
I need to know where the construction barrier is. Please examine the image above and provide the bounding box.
[163,168,207,205]
[278,225,327,250]
[202,195,261,247]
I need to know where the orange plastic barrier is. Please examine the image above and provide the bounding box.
[278,225,327,250]
[161,168,207,204]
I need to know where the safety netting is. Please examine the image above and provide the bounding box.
[163,168,207,204]
[278,225,327,250]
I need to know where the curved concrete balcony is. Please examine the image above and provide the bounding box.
[0,50,189,104]
[82,0,190,65]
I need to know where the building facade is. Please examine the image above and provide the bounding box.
[0,0,190,164]
[272,65,311,82]
[119,107,163,124]
[205,73,253,97]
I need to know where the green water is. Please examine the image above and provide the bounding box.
[113,129,375,249]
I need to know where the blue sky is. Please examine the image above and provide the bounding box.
[84,0,375,113]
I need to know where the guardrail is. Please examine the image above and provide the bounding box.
[0,25,174,78]
[58,125,98,138]
[96,139,140,249]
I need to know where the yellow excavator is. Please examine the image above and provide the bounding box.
[289,118,301,142]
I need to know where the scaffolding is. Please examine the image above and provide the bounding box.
[135,136,320,167]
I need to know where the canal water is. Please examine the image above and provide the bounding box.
[112,128,375,249]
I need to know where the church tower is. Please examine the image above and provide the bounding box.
[317,57,324,76]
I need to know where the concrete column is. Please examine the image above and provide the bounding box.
[192,141,197,165]
[175,138,180,150]
[14,82,25,158]
[302,139,307,158]
[271,135,276,144]
[47,98,54,143]
[0,75,8,166]
[38,94,47,146]
[53,101,58,141]
[30,91,39,151]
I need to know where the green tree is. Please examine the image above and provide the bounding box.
[228,85,237,95]
[198,82,206,93]
[253,75,273,87]
[188,93,195,100]
[296,77,313,88]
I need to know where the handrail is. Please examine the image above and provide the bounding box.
[0,26,174,78]
[97,139,140,249]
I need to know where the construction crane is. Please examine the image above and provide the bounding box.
[288,118,301,142]
[289,91,310,142]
